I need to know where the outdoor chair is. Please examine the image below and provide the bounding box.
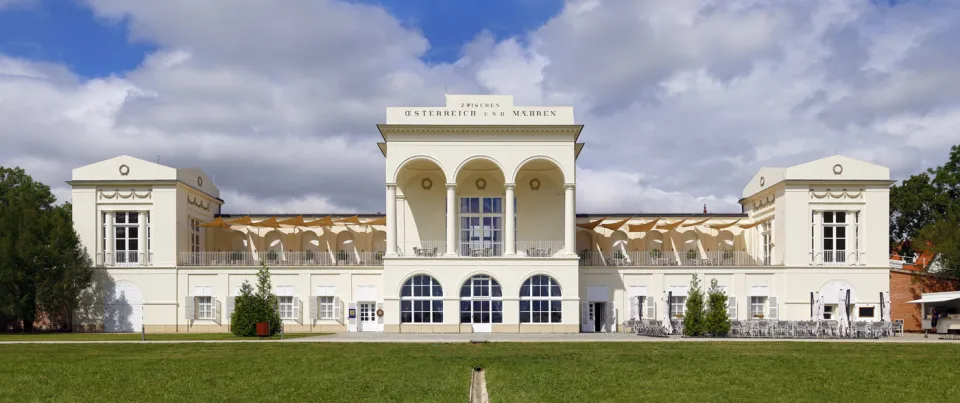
[730,321,742,337]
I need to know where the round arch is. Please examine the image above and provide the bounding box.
[459,274,504,326]
[511,155,569,184]
[454,155,507,183]
[392,155,448,184]
[818,279,857,305]
[399,273,444,324]
[518,273,563,324]
[104,280,144,333]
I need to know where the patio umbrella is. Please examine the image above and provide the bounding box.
[882,292,892,322]
[810,292,814,320]
[879,292,885,323]
[845,289,852,328]
[661,292,673,334]
[837,289,848,334]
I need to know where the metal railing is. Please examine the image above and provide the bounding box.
[177,251,384,267]
[810,251,863,266]
[459,242,504,257]
[96,251,153,267]
[578,250,766,266]
[516,241,564,257]
[398,241,446,257]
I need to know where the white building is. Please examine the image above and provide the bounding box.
[68,94,893,334]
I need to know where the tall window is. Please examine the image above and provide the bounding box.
[750,297,766,318]
[400,275,443,323]
[460,275,503,324]
[519,275,562,323]
[670,296,686,317]
[275,285,295,320]
[460,197,503,256]
[822,212,846,263]
[760,221,773,265]
[113,212,139,264]
[193,285,213,320]
[319,297,335,319]
[190,218,202,254]
[278,297,294,319]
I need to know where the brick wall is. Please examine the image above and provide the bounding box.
[890,269,958,332]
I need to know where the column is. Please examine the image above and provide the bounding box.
[138,211,147,265]
[386,185,397,256]
[445,184,457,256]
[504,184,516,255]
[104,211,115,265]
[564,184,576,255]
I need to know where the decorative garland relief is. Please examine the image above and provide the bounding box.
[99,189,152,200]
[188,195,211,211]
[809,188,864,200]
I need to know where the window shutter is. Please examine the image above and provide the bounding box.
[629,296,638,321]
[334,297,342,323]
[226,297,235,324]
[212,299,220,325]
[293,297,301,323]
[646,297,655,321]
[728,296,737,320]
[309,296,318,320]
[184,296,195,320]
[608,304,616,332]
[377,302,384,325]
[768,296,778,319]
[580,302,591,332]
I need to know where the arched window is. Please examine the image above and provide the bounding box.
[460,275,503,324]
[400,275,443,323]
[519,275,562,323]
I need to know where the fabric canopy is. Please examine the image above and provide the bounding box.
[364,217,386,226]
[657,219,686,230]
[224,216,253,226]
[906,294,960,304]
[304,216,334,227]
[739,216,772,229]
[627,219,659,233]
[250,217,282,228]
[709,219,741,229]
[681,218,711,227]
[198,217,231,228]
[277,216,307,226]
[600,218,630,231]
[335,215,362,225]
[577,218,605,230]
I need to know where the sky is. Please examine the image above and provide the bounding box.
[0,0,958,215]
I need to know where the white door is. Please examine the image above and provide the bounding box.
[105,282,143,333]
[472,300,492,333]
[358,302,377,332]
[581,302,596,333]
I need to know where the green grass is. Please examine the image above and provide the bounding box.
[1,342,959,402]
[0,332,321,341]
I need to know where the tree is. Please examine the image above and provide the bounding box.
[683,274,706,336]
[890,144,960,279]
[0,167,92,331]
[704,278,731,336]
[230,263,282,337]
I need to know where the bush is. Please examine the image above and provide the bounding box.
[683,274,706,336]
[230,263,282,337]
[705,278,731,336]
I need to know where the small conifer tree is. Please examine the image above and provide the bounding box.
[230,263,282,336]
[683,274,706,336]
[705,278,731,336]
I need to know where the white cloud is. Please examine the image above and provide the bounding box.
[1,0,959,215]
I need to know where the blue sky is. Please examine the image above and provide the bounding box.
[0,0,562,77]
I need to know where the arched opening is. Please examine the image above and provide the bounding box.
[460,275,503,332]
[104,281,143,333]
[679,230,700,265]
[335,231,356,265]
[717,231,735,265]
[396,157,446,256]
[519,275,562,324]
[400,274,443,324]
[455,157,507,257]
[263,230,284,263]
[514,157,565,254]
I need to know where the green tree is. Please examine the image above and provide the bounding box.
[0,167,92,331]
[230,263,282,337]
[683,274,706,336]
[704,278,731,336]
[890,144,960,279]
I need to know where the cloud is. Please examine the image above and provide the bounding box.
[1,0,959,215]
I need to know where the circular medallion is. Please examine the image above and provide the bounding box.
[197,176,203,186]
[475,178,486,190]
[421,178,433,190]
[119,164,130,176]
[376,308,384,317]
[833,164,843,175]
[759,177,765,187]
[530,178,541,190]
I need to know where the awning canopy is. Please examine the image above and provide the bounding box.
[250,217,281,228]
[577,218,605,230]
[709,219,741,229]
[304,216,334,227]
[364,217,386,226]
[681,218,710,227]
[335,215,362,225]
[198,217,231,228]
[906,294,960,304]
[628,219,659,233]
[600,218,630,231]
[657,219,685,230]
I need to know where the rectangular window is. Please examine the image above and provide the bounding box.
[822,211,847,263]
[319,296,335,319]
[750,296,767,318]
[197,296,213,319]
[760,221,773,265]
[858,306,875,318]
[459,197,504,256]
[103,211,140,265]
[823,305,834,320]
[670,296,686,317]
[278,296,294,319]
[190,217,202,254]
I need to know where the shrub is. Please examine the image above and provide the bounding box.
[704,278,731,336]
[230,263,282,337]
[683,274,706,336]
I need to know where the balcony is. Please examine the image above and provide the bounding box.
[397,240,566,258]
[178,251,384,267]
[96,251,153,267]
[811,251,865,267]
[578,250,767,267]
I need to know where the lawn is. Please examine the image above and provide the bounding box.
[1,342,959,402]
[0,332,319,341]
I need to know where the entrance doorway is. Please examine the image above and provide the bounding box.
[592,302,606,332]
[358,302,377,332]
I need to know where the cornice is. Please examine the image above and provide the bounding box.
[378,124,583,137]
